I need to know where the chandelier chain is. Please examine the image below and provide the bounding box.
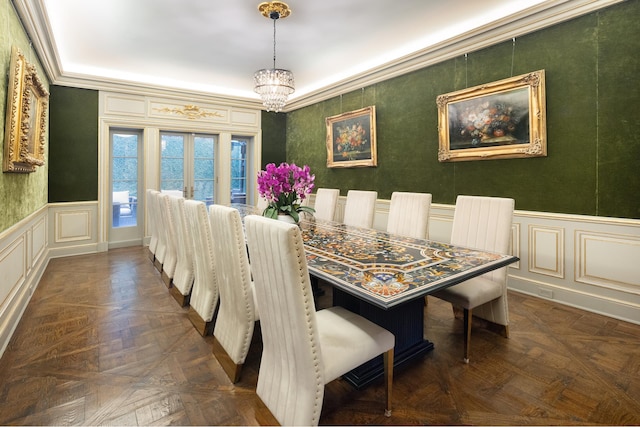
[272,16,277,68]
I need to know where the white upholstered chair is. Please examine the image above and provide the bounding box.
[151,191,168,272]
[157,193,178,287]
[309,188,341,296]
[386,192,432,239]
[146,189,160,261]
[432,195,515,363]
[161,189,184,198]
[209,205,259,383]
[312,188,340,222]
[184,200,220,336]
[168,195,194,306]
[244,215,394,426]
[343,190,378,228]
[150,190,167,271]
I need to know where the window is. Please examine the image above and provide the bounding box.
[160,133,185,195]
[231,137,249,203]
[111,130,140,228]
[194,135,216,203]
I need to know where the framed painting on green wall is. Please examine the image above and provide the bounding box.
[3,46,49,173]
[326,106,377,168]
[437,70,546,162]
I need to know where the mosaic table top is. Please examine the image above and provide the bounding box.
[233,204,518,309]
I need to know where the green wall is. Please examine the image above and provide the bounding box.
[286,1,640,220]
[0,0,49,233]
[260,111,287,167]
[48,86,99,202]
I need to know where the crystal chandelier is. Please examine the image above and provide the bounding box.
[254,1,294,113]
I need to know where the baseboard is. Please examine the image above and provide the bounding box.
[108,238,143,250]
[47,243,103,260]
[508,274,639,325]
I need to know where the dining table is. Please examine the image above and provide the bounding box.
[232,204,519,388]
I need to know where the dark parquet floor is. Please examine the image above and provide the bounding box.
[0,246,639,425]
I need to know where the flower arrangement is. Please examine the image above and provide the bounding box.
[457,101,523,146]
[335,122,367,160]
[257,162,315,222]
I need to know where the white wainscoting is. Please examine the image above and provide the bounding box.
[329,196,640,325]
[1,198,639,358]
[0,206,48,357]
[48,201,104,258]
[511,212,640,324]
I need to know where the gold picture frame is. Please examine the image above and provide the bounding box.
[326,106,377,168]
[437,70,546,162]
[3,46,49,173]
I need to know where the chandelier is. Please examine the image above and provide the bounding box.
[253,1,294,113]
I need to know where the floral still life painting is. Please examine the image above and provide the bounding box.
[449,88,529,149]
[437,70,546,162]
[326,106,377,168]
[257,162,315,223]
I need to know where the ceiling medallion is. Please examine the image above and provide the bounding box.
[258,1,291,19]
[253,1,294,113]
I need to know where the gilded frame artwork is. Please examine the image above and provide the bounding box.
[326,106,377,168]
[3,46,49,173]
[437,70,546,162]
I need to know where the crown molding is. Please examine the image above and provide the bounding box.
[10,0,264,110]
[53,73,264,110]
[283,0,625,111]
[11,0,62,81]
[12,0,625,113]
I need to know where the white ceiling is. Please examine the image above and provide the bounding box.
[13,0,620,110]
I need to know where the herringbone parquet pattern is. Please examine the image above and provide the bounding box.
[0,246,638,425]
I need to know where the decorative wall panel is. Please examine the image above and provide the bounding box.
[32,217,47,263]
[529,225,565,278]
[104,94,146,116]
[0,237,26,306]
[510,223,521,270]
[55,210,91,243]
[231,110,260,127]
[48,203,102,258]
[576,230,640,292]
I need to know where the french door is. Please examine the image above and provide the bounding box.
[231,137,250,203]
[160,131,217,204]
[110,128,143,246]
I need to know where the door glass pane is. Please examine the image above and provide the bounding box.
[161,133,184,194]
[112,133,138,228]
[231,139,247,203]
[193,135,215,205]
